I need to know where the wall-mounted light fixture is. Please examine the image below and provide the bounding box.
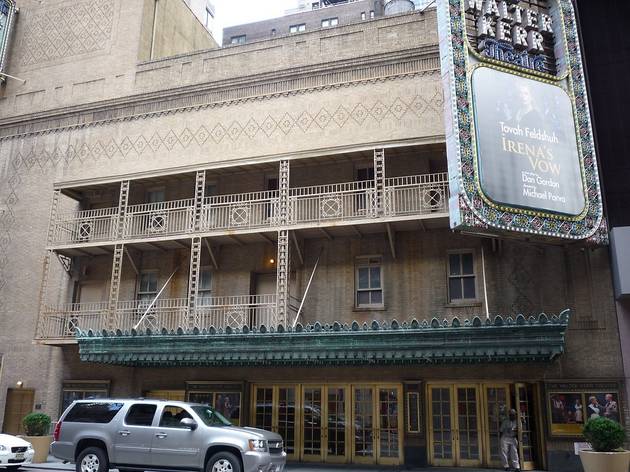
[16,380,23,388]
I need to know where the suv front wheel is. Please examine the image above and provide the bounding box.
[206,451,241,472]
[76,447,109,472]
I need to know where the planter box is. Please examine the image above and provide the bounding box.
[579,450,630,472]
[24,435,52,464]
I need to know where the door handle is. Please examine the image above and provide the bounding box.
[155,432,168,439]
[118,430,130,437]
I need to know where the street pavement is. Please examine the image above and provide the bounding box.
[20,458,543,472]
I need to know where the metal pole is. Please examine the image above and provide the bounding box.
[481,245,490,319]
[292,248,323,328]
[134,265,180,330]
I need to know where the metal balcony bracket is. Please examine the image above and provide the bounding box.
[56,253,73,275]
[203,238,219,270]
[76,311,571,367]
[291,231,304,266]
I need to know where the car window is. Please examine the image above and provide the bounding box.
[125,404,157,426]
[159,406,193,428]
[191,405,232,426]
[64,402,123,423]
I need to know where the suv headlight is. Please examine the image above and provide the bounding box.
[248,439,268,452]
[0,444,6,452]
[27,444,34,451]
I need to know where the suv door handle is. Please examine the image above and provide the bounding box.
[118,430,131,437]
[155,432,168,439]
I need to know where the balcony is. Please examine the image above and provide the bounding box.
[38,295,279,342]
[49,172,449,247]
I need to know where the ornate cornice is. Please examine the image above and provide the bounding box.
[76,311,570,367]
[0,46,439,141]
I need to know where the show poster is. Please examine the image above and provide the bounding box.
[472,67,586,216]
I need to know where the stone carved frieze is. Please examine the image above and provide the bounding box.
[19,0,115,68]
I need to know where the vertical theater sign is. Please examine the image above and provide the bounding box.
[0,0,16,83]
[438,0,607,243]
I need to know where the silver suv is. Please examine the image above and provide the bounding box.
[51,399,285,472]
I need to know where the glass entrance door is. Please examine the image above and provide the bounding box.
[428,384,482,467]
[351,385,403,465]
[483,384,511,468]
[515,383,537,471]
[252,385,299,461]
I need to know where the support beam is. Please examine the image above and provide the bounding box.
[374,148,386,216]
[203,238,220,270]
[56,254,73,275]
[229,235,245,246]
[319,227,333,240]
[350,225,363,239]
[170,239,189,249]
[276,160,291,327]
[291,231,304,266]
[259,232,275,245]
[107,244,125,330]
[386,223,397,260]
[188,237,202,328]
[36,250,54,338]
[193,170,206,231]
[146,242,166,252]
[124,248,139,275]
[115,181,130,239]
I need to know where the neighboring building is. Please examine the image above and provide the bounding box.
[223,0,390,46]
[0,2,624,472]
[183,0,220,43]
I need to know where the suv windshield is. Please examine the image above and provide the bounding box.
[191,405,232,426]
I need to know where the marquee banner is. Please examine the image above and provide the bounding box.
[437,0,607,243]
[0,0,16,83]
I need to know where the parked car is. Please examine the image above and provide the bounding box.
[51,399,285,472]
[0,434,35,470]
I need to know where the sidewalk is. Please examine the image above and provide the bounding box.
[23,457,541,472]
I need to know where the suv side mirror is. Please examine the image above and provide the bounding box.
[180,418,198,430]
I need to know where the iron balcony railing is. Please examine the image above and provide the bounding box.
[49,173,449,246]
[38,295,279,341]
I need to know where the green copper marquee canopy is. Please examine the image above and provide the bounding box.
[76,311,570,367]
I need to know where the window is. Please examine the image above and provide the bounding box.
[159,406,193,428]
[138,271,158,305]
[146,189,165,204]
[230,35,246,45]
[188,392,241,425]
[61,382,109,412]
[197,268,212,305]
[64,402,123,423]
[361,11,366,20]
[289,23,306,33]
[271,28,277,37]
[448,251,476,302]
[312,2,320,9]
[355,167,374,212]
[321,17,338,28]
[205,182,217,198]
[355,257,383,308]
[370,10,375,18]
[125,403,157,426]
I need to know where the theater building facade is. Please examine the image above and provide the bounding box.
[0,1,625,470]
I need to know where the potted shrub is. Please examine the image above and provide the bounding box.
[22,413,52,463]
[579,416,630,472]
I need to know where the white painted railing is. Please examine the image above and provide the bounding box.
[289,180,376,224]
[201,191,280,231]
[39,302,109,339]
[123,198,195,239]
[384,172,449,216]
[50,208,118,245]
[38,295,279,340]
[48,173,449,246]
